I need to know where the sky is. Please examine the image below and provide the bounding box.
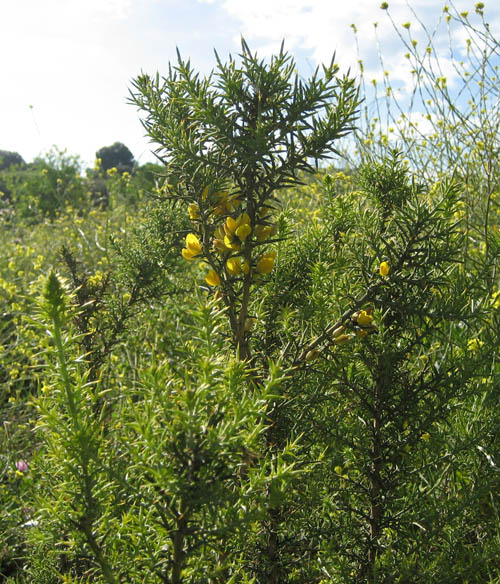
[1,0,499,169]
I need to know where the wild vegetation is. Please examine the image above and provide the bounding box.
[1,3,498,582]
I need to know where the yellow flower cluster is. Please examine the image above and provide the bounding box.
[181,187,278,287]
[319,308,380,353]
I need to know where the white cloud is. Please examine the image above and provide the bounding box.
[212,0,500,83]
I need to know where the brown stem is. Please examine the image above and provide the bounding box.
[266,508,282,584]
[365,361,384,584]
[235,269,252,361]
[172,505,188,584]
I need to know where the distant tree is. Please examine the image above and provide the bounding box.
[0,150,25,171]
[95,142,135,174]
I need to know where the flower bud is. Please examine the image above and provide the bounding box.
[305,349,320,361]
[332,325,345,338]
[333,334,353,345]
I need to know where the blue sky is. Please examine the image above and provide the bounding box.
[1,0,498,168]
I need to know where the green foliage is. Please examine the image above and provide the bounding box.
[129,38,359,363]
[0,148,87,221]
[1,20,499,584]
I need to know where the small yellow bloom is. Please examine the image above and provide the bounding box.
[225,216,238,235]
[188,203,199,220]
[223,212,252,245]
[379,261,390,277]
[255,225,273,241]
[467,338,483,352]
[256,251,276,274]
[224,234,240,251]
[235,223,251,241]
[226,257,242,276]
[259,202,273,218]
[213,239,229,254]
[182,247,198,260]
[205,270,221,287]
[181,248,198,261]
[236,212,251,227]
[214,226,225,240]
[357,310,373,326]
[491,290,500,309]
[186,233,202,252]
[241,259,250,274]
[182,233,202,260]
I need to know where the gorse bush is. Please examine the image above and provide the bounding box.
[1,5,499,583]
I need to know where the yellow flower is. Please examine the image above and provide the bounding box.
[214,191,241,214]
[355,329,368,338]
[259,203,273,218]
[256,251,276,274]
[357,310,373,326]
[226,257,242,276]
[241,259,250,274]
[235,223,251,241]
[379,261,390,277]
[223,212,252,246]
[182,233,202,260]
[213,238,229,254]
[255,225,273,241]
[223,234,241,251]
[224,216,238,235]
[214,226,225,240]
[186,233,202,252]
[467,338,483,352]
[188,203,199,220]
[491,290,500,309]
[205,269,221,287]
[236,212,251,227]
